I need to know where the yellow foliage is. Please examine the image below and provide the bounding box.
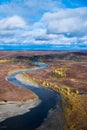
[53,67,67,77]
[0,60,10,63]
[76,90,79,94]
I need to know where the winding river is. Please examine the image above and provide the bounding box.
[0,62,61,130]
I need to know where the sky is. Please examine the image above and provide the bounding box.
[0,0,87,50]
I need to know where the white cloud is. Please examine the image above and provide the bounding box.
[0,16,27,29]
[0,7,87,47]
[25,0,63,11]
[0,37,17,44]
[0,0,63,23]
[41,7,87,36]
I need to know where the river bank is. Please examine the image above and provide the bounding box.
[26,60,87,130]
[0,68,41,122]
[0,61,61,130]
[15,73,40,88]
[0,58,39,103]
[0,99,40,122]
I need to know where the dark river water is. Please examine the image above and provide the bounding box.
[0,62,61,130]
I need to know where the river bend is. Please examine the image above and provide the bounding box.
[0,62,61,130]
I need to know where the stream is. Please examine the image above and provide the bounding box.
[0,62,61,130]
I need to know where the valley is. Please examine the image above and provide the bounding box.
[0,51,87,130]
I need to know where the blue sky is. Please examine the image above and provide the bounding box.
[0,0,87,50]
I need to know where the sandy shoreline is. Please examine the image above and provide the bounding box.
[15,73,40,88]
[0,98,41,122]
[0,73,41,122]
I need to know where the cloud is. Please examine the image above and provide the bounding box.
[30,7,87,45]
[41,7,87,36]
[24,0,63,11]
[0,15,27,29]
[0,7,87,49]
[0,0,63,23]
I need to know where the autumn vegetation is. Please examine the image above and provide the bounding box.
[0,51,87,130]
[22,52,87,130]
[0,55,38,103]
